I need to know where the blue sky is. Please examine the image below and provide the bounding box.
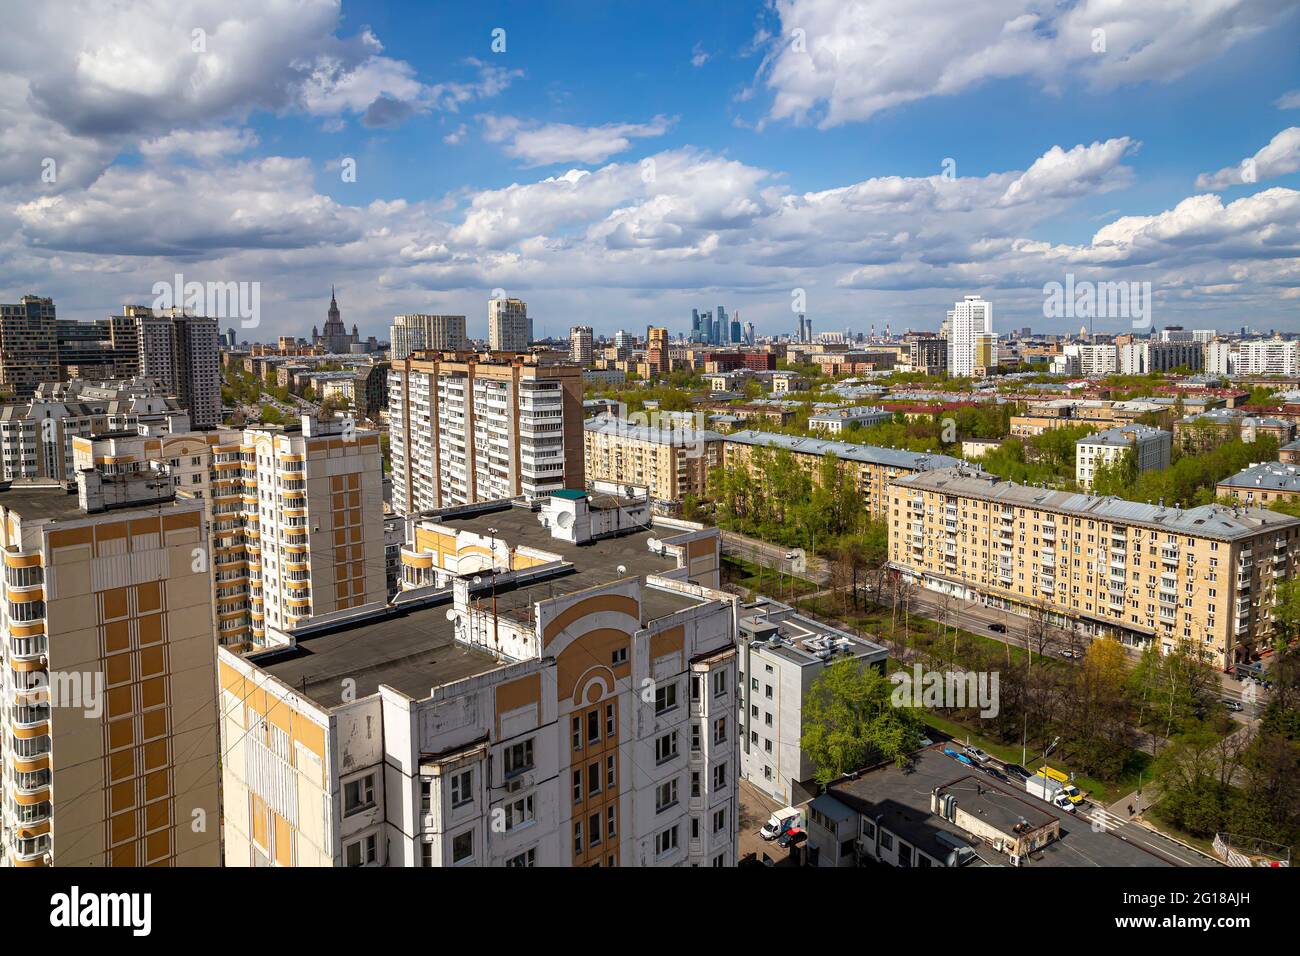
[2,0,1299,341]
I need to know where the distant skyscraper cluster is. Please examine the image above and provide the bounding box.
[690,305,748,345]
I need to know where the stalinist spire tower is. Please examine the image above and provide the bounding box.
[314,285,359,354]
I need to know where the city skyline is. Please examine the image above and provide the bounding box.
[1,1,1297,341]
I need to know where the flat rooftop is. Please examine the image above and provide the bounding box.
[256,603,501,707]
[0,480,192,522]
[257,500,714,707]
[434,502,708,625]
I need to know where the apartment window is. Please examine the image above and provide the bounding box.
[505,847,536,868]
[655,731,678,764]
[606,755,616,789]
[419,777,432,813]
[611,647,628,666]
[691,817,700,839]
[692,675,702,701]
[691,722,701,751]
[656,778,679,813]
[712,762,727,789]
[573,821,583,855]
[450,769,472,808]
[764,684,773,700]
[343,774,375,815]
[879,832,893,851]
[589,812,602,847]
[654,681,678,715]
[345,832,377,866]
[713,669,728,697]
[607,805,618,839]
[421,841,433,867]
[572,716,581,751]
[655,825,679,857]
[588,761,602,796]
[503,795,535,831]
[451,830,474,864]
[713,716,727,744]
[605,702,616,737]
[713,853,726,867]
[572,770,582,803]
[713,809,727,833]
[503,739,534,777]
[587,709,600,745]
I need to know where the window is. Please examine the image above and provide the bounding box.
[611,647,628,666]
[450,769,472,808]
[654,681,677,715]
[503,739,534,777]
[713,669,727,697]
[691,771,701,798]
[691,723,701,751]
[713,716,726,744]
[879,831,893,851]
[451,830,473,864]
[655,731,678,764]
[587,709,601,744]
[572,770,582,803]
[343,774,374,815]
[505,848,536,867]
[606,755,616,789]
[573,821,583,855]
[588,761,601,796]
[712,762,727,789]
[503,795,535,831]
[589,812,602,847]
[421,841,433,867]
[655,825,679,856]
[605,702,616,737]
[572,716,581,751]
[655,778,678,813]
[345,833,377,866]
[607,805,617,839]
[420,778,432,813]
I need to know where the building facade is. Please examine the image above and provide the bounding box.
[1075,425,1172,489]
[488,297,530,352]
[583,415,722,508]
[388,352,585,515]
[889,465,1300,670]
[390,314,468,361]
[946,295,993,378]
[0,296,59,398]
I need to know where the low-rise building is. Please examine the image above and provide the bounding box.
[1217,461,1300,507]
[1173,409,1296,452]
[736,598,887,805]
[808,405,893,435]
[1075,424,1171,489]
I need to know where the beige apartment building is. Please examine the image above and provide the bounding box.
[583,415,722,508]
[388,352,585,515]
[218,492,738,867]
[0,471,220,867]
[203,415,386,651]
[722,431,961,518]
[888,466,1300,670]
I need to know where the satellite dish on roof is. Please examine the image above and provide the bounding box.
[445,608,457,621]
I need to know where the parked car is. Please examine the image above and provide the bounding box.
[980,765,1008,782]
[942,747,974,766]
[989,623,1007,633]
[1001,763,1032,781]
[1223,699,1245,713]
[962,745,992,765]
[760,806,802,841]
[1057,648,1080,659]
[777,828,807,849]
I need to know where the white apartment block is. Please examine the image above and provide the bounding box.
[1206,340,1236,376]
[388,353,584,515]
[1075,424,1172,489]
[488,297,530,352]
[1237,339,1300,377]
[217,495,738,867]
[737,599,887,806]
[1063,344,1118,377]
[390,314,468,360]
[945,295,993,378]
[1117,340,1204,375]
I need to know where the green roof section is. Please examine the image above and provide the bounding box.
[549,489,589,500]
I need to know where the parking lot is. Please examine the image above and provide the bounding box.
[738,779,800,866]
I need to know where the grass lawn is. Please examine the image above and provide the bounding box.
[721,555,818,600]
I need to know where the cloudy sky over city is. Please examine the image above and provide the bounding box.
[2,0,1298,341]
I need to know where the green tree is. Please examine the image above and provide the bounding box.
[801,659,924,784]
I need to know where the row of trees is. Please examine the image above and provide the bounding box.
[1090,434,1279,507]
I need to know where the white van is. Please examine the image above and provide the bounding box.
[760,806,802,840]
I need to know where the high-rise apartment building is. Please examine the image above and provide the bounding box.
[388,352,584,514]
[889,465,1300,670]
[569,326,594,366]
[1237,339,1300,377]
[0,296,59,398]
[202,415,386,649]
[945,295,993,378]
[1117,341,1204,375]
[488,297,530,352]
[391,314,468,360]
[220,493,736,867]
[134,308,221,429]
[0,469,220,866]
[646,327,669,377]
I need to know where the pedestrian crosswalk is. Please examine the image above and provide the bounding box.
[1081,805,1129,833]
